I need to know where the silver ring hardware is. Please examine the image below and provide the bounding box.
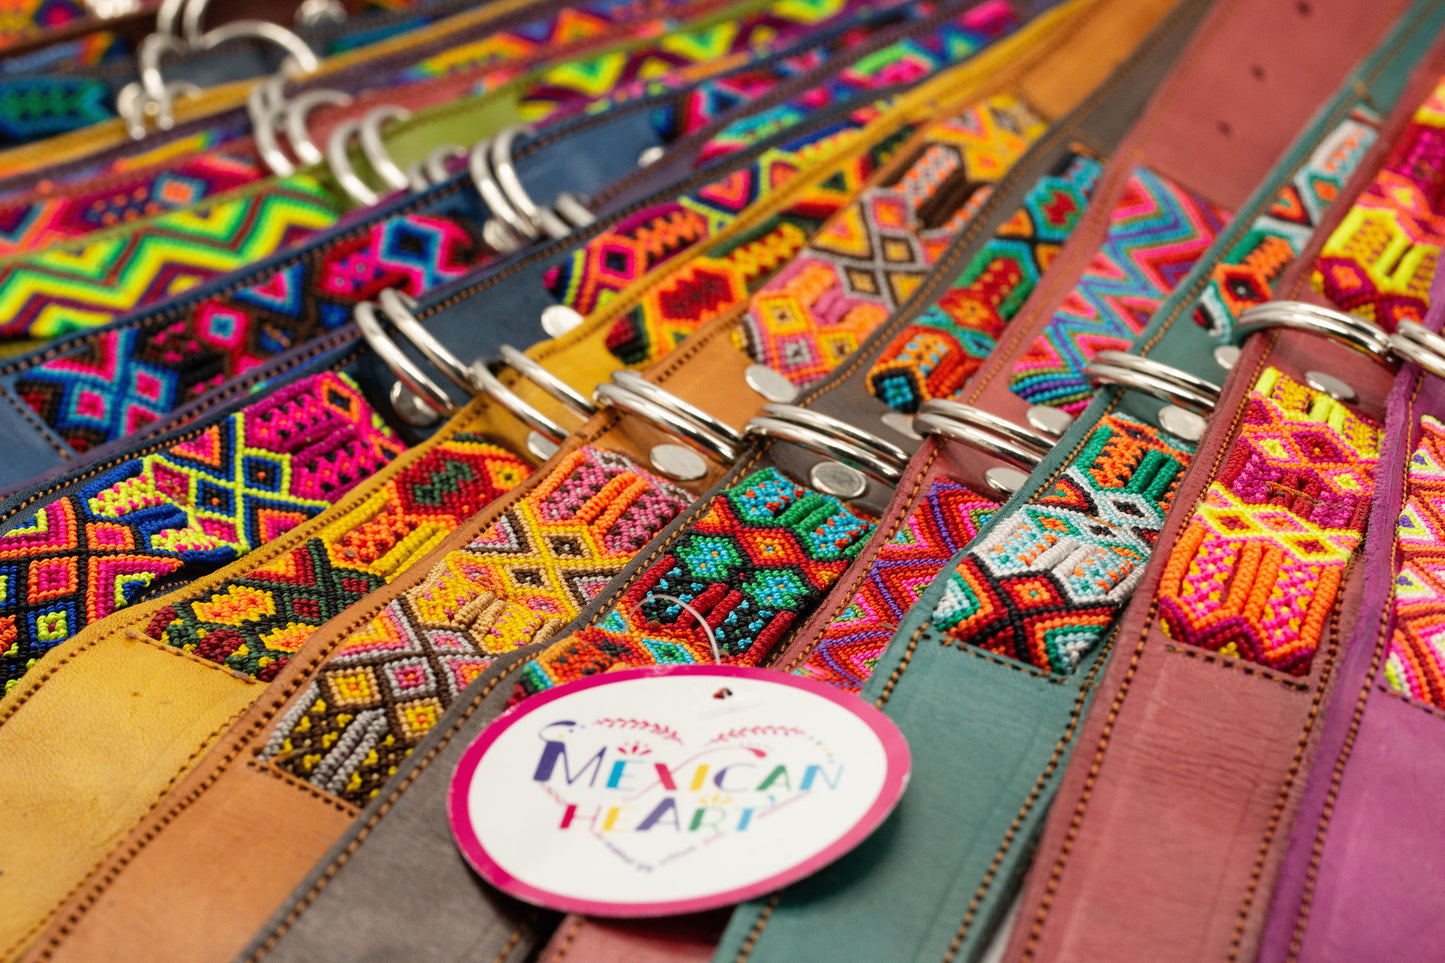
[744,406,908,483]
[1233,300,1391,360]
[1388,320,1445,380]
[249,78,353,177]
[491,126,572,239]
[117,73,200,140]
[354,301,456,417]
[358,105,414,192]
[326,104,413,207]
[469,134,537,241]
[469,364,570,442]
[161,0,344,47]
[282,88,352,168]
[915,400,1054,462]
[913,403,1047,470]
[553,192,596,229]
[496,345,598,421]
[595,377,741,463]
[1084,350,1222,415]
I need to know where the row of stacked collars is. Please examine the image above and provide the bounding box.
[0,0,1442,959]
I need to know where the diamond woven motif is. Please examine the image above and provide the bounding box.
[1385,417,1445,707]
[259,446,692,805]
[929,414,1193,674]
[0,373,403,691]
[1159,368,1382,676]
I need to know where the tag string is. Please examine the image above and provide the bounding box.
[631,593,723,666]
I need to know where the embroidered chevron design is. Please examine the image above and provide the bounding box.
[1009,166,1230,413]
[1385,416,1445,708]
[799,478,997,691]
[0,177,345,341]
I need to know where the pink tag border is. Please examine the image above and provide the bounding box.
[448,663,912,917]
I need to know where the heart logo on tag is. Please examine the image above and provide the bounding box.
[450,665,909,916]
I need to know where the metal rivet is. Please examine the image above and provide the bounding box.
[1158,405,1208,442]
[1214,345,1241,370]
[526,432,560,461]
[880,411,922,440]
[389,381,441,427]
[1305,370,1356,402]
[810,460,868,498]
[984,467,1029,496]
[541,304,586,338]
[744,364,798,403]
[650,443,707,481]
[483,220,521,254]
[637,146,665,167]
[1025,405,1074,439]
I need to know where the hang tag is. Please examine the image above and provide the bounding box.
[448,664,910,916]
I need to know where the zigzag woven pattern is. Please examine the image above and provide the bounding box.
[544,112,879,319]
[738,95,1045,387]
[260,446,692,805]
[0,372,402,692]
[600,117,908,367]
[689,2,1019,167]
[1158,368,1381,676]
[0,75,111,145]
[1384,416,1445,708]
[1009,166,1230,413]
[1194,108,1379,338]
[149,430,532,682]
[0,176,345,341]
[1312,75,1445,329]
[868,148,1103,412]
[17,208,485,452]
[517,467,876,698]
[799,478,996,691]
[0,142,266,257]
[930,414,1193,674]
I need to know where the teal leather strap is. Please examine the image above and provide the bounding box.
[714,1,1445,960]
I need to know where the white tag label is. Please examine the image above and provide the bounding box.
[449,665,910,916]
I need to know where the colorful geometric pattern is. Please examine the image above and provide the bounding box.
[868,149,1104,412]
[798,478,997,691]
[1158,368,1381,676]
[738,94,1046,387]
[0,176,345,342]
[1312,75,1445,330]
[544,111,881,319]
[149,430,533,683]
[0,142,266,257]
[17,208,485,452]
[687,2,1019,167]
[1193,108,1379,338]
[517,467,876,697]
[598,118,910,367]
[260,446,693,805]
[0,75,111,145]
[930,414,1193,674]
[0,372,403,692]
[1384,416,1445,708]
[1009,166,1230,413]
[0,0,86,44]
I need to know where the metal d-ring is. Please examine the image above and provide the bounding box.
[595,380,740,463]
[354,301,456,416]
[1084,350,1222,414]
[283,87,352,168]
[913,410,1045,470]
[117,74,200,139]
[553,192,595,229]
[744,412,907,483]
[914,400,1054,461]
[326,120,378,204]
[610,371,745,453]
[1232,300,1392,360]
[496,345,598,420]
[1389,320,1445,380]
[490,126,573,239]
[470,364,570,441]
[755,404,910,470]
[469,135,537,241]
[358,106,414,191]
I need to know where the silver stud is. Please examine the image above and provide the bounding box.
[526,432,560,461]
[1026,405,1074,439]
[1158,405,1208,442]
[984,467,1030,496]
[389,381,441,427]
[1305,370,1356,402]
[650,443,707,481]
[1214,345,1241,370]
[541,304,586,338]
[637,146,666,167]
[880,411,922,440]
[744,364,799,403]
[810,460,868,498]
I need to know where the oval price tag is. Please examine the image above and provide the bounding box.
[448,664,910,916]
